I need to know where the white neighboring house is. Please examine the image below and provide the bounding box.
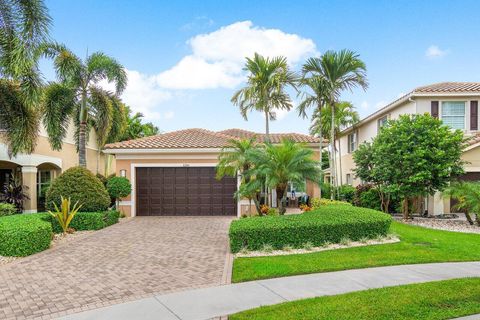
[334,82,480,215]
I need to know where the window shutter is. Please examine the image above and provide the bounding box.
[431,101,439,118]
[470,101,478,130]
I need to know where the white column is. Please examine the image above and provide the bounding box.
[21,166,38,213]
[432,191,444,215]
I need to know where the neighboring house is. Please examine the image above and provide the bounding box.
[0,121,112,213]
[335,82,480,215]
[103,128,322,217]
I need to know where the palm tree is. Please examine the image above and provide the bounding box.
[444,181,480,225]
[0,0,51,155]
[310,101,359,186]
[216,138,261,214]
[231,53,298,142]
[303,50,367,197]
[298,73,329,196]
[249,140,321,214]
[42,49,127,167]
[119,106,159,141]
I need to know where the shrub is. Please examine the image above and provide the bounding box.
[48,197,82,234]
[0,214,52,256]
[311,198,351,209]
[229,205,392,253]
[46,167,110,212]
[336,185,356,203]
[106,176,131,203]
[320,182,332,199]
[0,203,17,216]
[44,210,120,233]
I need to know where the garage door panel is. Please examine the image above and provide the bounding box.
[136,167,236,216]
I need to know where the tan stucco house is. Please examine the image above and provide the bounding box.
[335,82,480,215]
[0,121,111,213]
[103,128,322,217]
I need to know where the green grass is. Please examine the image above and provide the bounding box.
[232,221,480,282]
[230,278,480,320]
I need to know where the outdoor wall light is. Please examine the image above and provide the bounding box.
[120,169,126,177]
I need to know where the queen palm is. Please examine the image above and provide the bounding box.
[310,101,359,186]
[249,140,321,214]
[303,51,367,196]
[231,53,297,142]
[297,74,329,196]
[0,0,51,155]
[42,49,127,167]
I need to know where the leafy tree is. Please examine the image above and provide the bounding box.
[216,138,262,215]
[231,53,297,141]
[0,0,51,155]
[119,106,159,141]
[303,51,367,197]
[42,48,127,167]
[444,181,480,225]
[106,176,131,209]
[353,114,465,219]
[248,140,321,214]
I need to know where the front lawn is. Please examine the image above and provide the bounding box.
[233,221,480,282]
[230,278,480,320]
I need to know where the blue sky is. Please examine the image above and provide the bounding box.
[42,0,480,134]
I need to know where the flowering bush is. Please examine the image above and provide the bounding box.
[300,204,311,212]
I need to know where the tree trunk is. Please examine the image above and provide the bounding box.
[402,197,410,220]
[318,106,323,199]
[276,186,287,215]
[465,210,475,225]
[78,91,88,168]
[337,136,343,186]
[330,103,336,199]
[264,110,270,206]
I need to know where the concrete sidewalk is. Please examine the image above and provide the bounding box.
[59,262,480,320]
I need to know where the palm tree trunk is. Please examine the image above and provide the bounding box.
[318,106,323,199]
[338,135,343,186]
[78,91,88,168]
[265,110,270,206]
[330,103,336,199]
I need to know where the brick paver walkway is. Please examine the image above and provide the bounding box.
[0,216,233,320]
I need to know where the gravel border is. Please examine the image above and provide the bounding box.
[402,219,480,234]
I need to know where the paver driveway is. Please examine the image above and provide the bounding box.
[0,216,233,320]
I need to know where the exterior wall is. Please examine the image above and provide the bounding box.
[336,93,480,214]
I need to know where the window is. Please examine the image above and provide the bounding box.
[378,115,388,130]
[346,173,352,185]
[287,180,306,193]
[441,101,465,130]
[348,132,357,153]
[37,170,52,198]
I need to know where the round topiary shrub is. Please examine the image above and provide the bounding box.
[106,176,132,200]
[46,167,110,212]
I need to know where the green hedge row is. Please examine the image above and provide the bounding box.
[41,211,120,233]
[229,205,392,253]
[0,214,52,256]
[0,211,120,257]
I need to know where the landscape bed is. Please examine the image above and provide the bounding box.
[0,211,120,257]
[229,205,392,253]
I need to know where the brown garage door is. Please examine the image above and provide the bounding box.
[136,167,237,216]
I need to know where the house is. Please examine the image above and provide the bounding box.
[103,128,323,217]
[335,82,480,215]
[0,121,112,213]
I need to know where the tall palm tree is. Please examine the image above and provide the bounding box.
[216,137,260,214]
[298,73,329,196]
[119,106,159,141]
[231,53,298,142]
[249,140,321,214]
[310,101,359,186]
[0,0,51,156]
[303,50,367,196]
[42,49,127,167]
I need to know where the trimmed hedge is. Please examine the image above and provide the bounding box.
[0,214,52,256]
[41,210,120,233]
[46,167,110,212]
[229,205,392,253]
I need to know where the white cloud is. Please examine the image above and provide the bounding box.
[164,111,175,119]
[180,16,214,31]
[425,45,448,59]
[360,101,369,110]
[157,21,317,90]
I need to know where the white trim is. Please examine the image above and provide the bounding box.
[0,143,62,168]
[465,167,480,172]
[130,162,227,217]
[118,200,132,206]
[464,143,480,152]
[23,209,37,214]
[21,166,38,173]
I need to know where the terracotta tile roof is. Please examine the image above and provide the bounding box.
[219,128,322,144]
[467,132,480,147]
[104,128,235,149]
[104,128,321,150]
[413,82,480,94]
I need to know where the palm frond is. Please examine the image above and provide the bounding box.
[86,52,127,94]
